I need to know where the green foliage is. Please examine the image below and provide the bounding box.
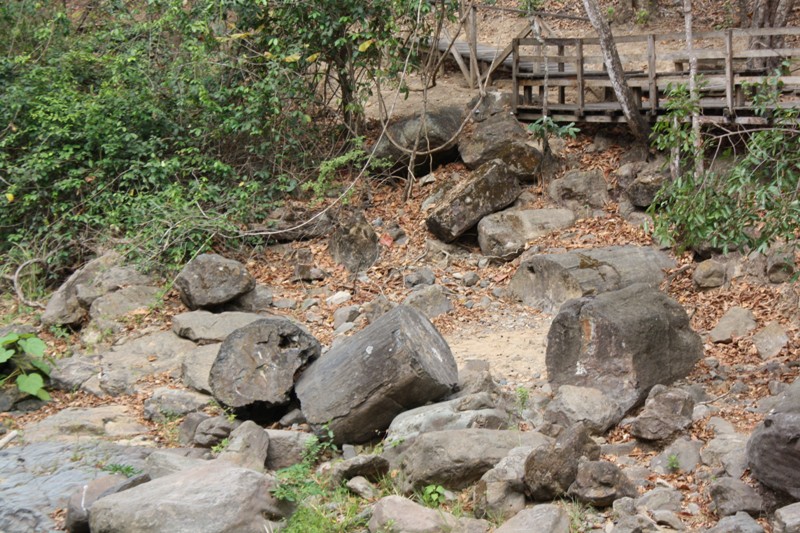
[635,9,650,25]
[420,484,446,508]
[649,67,800,254]
[527,116,580,140]
[273,424,338,503]
[520,0,545,13]
[515,386,530,411]
[0,332,51,401]
[666,453,680,472]
[102,463,142,478]
[211,437,230,455]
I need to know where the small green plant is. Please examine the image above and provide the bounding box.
[606,6,615,20]
[420,484,446,508]
[635,8,650,25]
[48,324,72,340]
[272,424,338,503]
[211,437,230,454]
[515,386,530,412]
[103,463,143,478]
[666,453,680,472]
[0,333,51,401]
[519,0,544,13]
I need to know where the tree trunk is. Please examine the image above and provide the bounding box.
[749,0,795,70]
[685,0,703,177]
[582,0,650,144]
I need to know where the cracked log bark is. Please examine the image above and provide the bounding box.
[295,305,458,444]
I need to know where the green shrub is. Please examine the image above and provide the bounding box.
[0,332,51,400]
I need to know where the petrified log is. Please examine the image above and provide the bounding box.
[209,318,320,409]
[295,305,458,444]
[508,245,675,313]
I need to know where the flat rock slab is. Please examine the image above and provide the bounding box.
[395,428,552,492]
[181,343,220,393]
[88,285,161,322]
[747,412,800,499]
[89,463,290,533]
[509,245,676,313]
[478,208,575,260]
[98,331,197,395]
[368,495,489,533]
[172,310,266,342]
[22,405,149,443]
[0,441,149,532]
[709,306,757,343]
[494,504,570,533]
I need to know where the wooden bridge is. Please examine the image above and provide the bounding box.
[436,18,800,124]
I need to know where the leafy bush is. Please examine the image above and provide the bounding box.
[649,68,800,254]
[0,332,51,400]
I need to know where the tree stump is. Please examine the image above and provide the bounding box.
[209,318,321,409]
[295,305,458,444]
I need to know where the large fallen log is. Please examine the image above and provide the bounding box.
[508,245,675,313]
[296,305,458,444]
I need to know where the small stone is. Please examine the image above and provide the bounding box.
[404,268,436,288]
[463,272,480,287]
[693,259,726,288]
[333,305,360,329]
[774,502,800,533]
[752,322,789,359]
[326,291,352,306]
[708,478,763,517]
[346,476,379,499]
[709,307,757,343]
[272,298,298,310]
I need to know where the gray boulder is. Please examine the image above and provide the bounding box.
[264,429,316,470]
[702,431,749,479]
[624,166,670,208]
[296,306,458,444]
[524,423,601,501]
[774,502,800,533]
[567,460,637,507]
[694,259,727,288]
[708,478,763,517]
[145,450,207,479]
[329,454,389,485]
[209,317,320,409]
[172,311,265,343]
[546,284,703,414]
[628,385,694,442]
[88,285,160,326]
[636,487,683,513]
[329,211,379,274]
[42,252,121,326]
[752,322,789,359]
[194,416,240,448]
[494,504,570,533]
[477,208,575,260]
[217,421,270,472]
[402,284,453,318]
[404,267,436,288]
[143,387,211,422]
[89,463,291,533]
[747,412,800,498]
[386,392,507,443]
[426,159,521,242]
[544,385,624,435]
[650,437,703,474]
[65,474,128,533]
[181,343,220,394]
[548,169,609,215]
[175,254,255,310]
[508,245,675,313]
[473,446,531,520]
[709,307,757,343]
[222,285,274,313]
[371,107,462,174]
[22,405,148,443]
[706,512,764,533]
[395,428,551,492]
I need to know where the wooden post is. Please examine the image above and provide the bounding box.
[512,38,519,114]
[725,29,735,117]
[542,42,549,117]
[558,44,566,104]
[647,34,658,115]
[469,5,479,89]
[577,39,585,115]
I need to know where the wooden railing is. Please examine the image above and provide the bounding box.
[510,26,800,124]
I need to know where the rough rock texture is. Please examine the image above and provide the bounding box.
[143,387,211,422]
[89,463,291,533]
[709,307,757,343]
[694,259,727,288]
[42,252,121,326]
[209,317,320,408]
[329,455,390,485]
[181,343,220,394]
[22,405,148,443]
[706,512,765,533]
[264,430,316,470]
[256,205,335,243]
[97,331,197,396]
[524,423,601,501]
[222,285,274,313]
[370,107,462,174]
[628,385,694,442]
[65,474,127,533]
[367,495,489,533]
[172,311,265,343]
[296,305,458,444]
[88,285,160,325]
[426,159,521,242]
[328,211,379,274]
[216,421,270,472]
[494,504,570,533]
[394,428,551,492]
[708,478,763,517]
[747,412,800,498]
[567,460,637,507]
[774,502,800,533]
[193,416,240,448]
[546,284,703,414]
[624,166,670,208]
[402,284,454,318]
[548,169,609,214]
[473,446,531,520]
[543,385,624,435]
[508,245,675,313]
[752,322,789,359]
[175,253,255,310]
[477,208,575,260]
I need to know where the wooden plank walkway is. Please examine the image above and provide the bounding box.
[437,26,800,125]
